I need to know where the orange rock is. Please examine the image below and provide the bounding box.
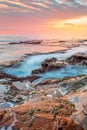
[42,117,84,130]
[53,118,84,130]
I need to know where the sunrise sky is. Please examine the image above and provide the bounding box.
[0,0,87,39]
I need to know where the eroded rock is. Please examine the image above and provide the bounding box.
[43,117,84,130]
[9,40,42,45]
[67,53,87,65]
[32,57,67,74]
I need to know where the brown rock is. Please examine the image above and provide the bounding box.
[32,57,67,74]
[42,117,84,130]
[67,53,87,65]
[9,40,42,45]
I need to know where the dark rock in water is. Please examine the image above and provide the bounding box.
[79,39,87,43]
[9,40,42,45]
[41,57,58,68]
[0,72,40,82]
[59,40,66,42]
[67,53,87,65]
[41,57,67,69]
[32,57,67,74]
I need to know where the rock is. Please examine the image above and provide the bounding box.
[0,102,15,109]
[9,40,42,45]
[67,53,87,65]
[13,81,34,90]
[72,104,87,130]
[12,95,23,103]
[32,57,67,74]
[41,57,66,69]
[58,76,87,94]
[0,112,4,120]
[42,117,84,130]
[0,60,19,67]
[0,72,40,82]
[59,40,66,42]
[79,39,87,43]
[41,57,58,68]
[54,118,84,130]
[66,90,87,130]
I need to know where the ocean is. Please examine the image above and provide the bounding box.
[0,34,67,63]
[0,35,87,84]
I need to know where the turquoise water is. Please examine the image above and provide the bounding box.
[2,45,87,84]
[33,65,87,84]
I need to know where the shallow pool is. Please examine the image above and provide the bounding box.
[1,45,87,83]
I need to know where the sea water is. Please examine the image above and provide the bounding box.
[1,45,87,84]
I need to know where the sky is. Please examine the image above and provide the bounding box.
[0,0,87,39]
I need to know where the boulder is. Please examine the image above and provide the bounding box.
[9,40,42,45]
[32,57,67,74]
[41,57,58,68]
[67,53,87,65]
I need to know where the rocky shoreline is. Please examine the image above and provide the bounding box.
[0,75,86,129]
[0,43,87,130]
[0,40,87,67]
[31,52,87,74]
[9,40,42,45]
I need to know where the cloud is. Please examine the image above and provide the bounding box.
[0,0,87,24]
[64,23,74,26]
[0,3,8,8]
[31,1,49,8]
[0,0,87,39]
[0,0,41,11]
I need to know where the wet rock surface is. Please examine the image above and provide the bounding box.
[32,53,87,75]
[0,44,87,129]
[58,76,87,95]
[9,40,42,45]
[0,97,76,129]
[32,57,67,74]
[43,117,84,130]
[67,53,87,65]
[72,103,87,130]
[0,75,86,129]
[0,72,40,105]
[0,73,40,82]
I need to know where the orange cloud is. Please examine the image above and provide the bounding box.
[0,0,87,39]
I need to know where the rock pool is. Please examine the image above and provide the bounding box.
[1,45,87,84]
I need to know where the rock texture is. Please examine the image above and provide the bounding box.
[43,118,84,130]
[0,97,80,130]
[0,75,86,130]
[0,45,87,129]
[32,57,67,74]
[0,72,40,104]
[9,40,42,45]
[0,72,40,82]
[66,91,87,130]
[67,53,87,65]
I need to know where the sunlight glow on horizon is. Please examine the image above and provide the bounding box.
[0,0,87,39]
[50,16,87,27]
